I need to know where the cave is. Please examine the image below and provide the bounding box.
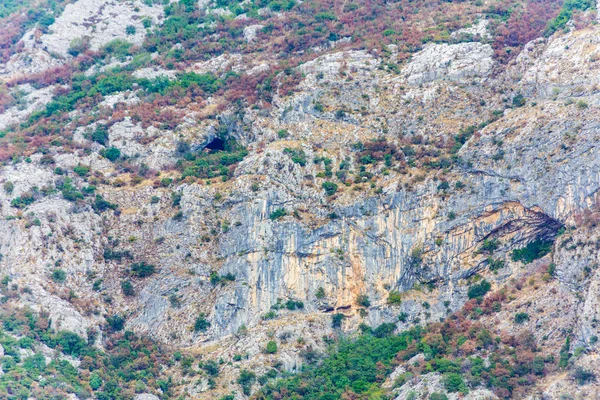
[204,137,225,152]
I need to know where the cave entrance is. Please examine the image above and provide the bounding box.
[204,137,225,152]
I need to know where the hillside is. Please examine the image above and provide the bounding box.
[0,0,599,399]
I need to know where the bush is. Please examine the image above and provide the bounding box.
[356,294,370,307]
[3,181,14,194]
[93,195,118,213]
[194,313,210,331]
[51,269,66,283]
[373,323,396,338]
[68,37,89,56]
[121,280,135,296]
[283,148,307,166]
[54,331,87,357]
[430,394,449,400]
[11,192,35,208]
[322,181,338,196]
[512,93,526,107]
[104,147,121,162]
[106,314,125,331]
[331,313,345,328]
[512,239,553,264]
[90,372,102,390]
[387,291,402,305]
[61,177,83,202]
[130,262,156,278]
[573,367,595,385]
[237,370,256,396]
[265,341,277,354]
[479,238,499,254]
[125,25,136,35]
[91,126,109,145]
[315,287,326,299]
[269,208,287,220]
[467,280,491,299]
[443,372,467,393]
[514,312,529,324]
[73,164,90,177]
[203,359,219,376]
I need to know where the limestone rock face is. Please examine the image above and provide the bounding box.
[2,1,600,398]
[40,0,164,56]
[402,42,494,85]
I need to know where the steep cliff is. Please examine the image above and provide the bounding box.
[0,0,599,399]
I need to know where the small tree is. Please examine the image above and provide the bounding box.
[315,287,326,299]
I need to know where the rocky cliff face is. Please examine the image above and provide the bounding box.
[1,0,600,399]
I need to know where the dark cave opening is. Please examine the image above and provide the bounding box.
[205,137,225,152]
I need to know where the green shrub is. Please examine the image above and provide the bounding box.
[387,291,402,305]
[106,314,125,331]
[60,177,83,202]
[125,25,136,35]
[270,208,287,220]
[262,311,277,320]
[356,294,370,307]
[331,313,345,328]
[11,192,35,208]
[203,360,219,376]
[511,239,553,264]
[93,195,118,213]
[572,367,595,385]
[315,287,326,299]
[3,181,14,194]
[479,238,499,254]
[51,269,66,283]
[545,0,595,36]
[130,262,156,278]
[121,280,135,296]
[430,393,449,400]
[90,372,102,390]
[443,372,467,393]
[514,312,529,324]
[512,93,526,107]
[54,331,87,357]
[237,369,256,395]
[194,313,210,331]
[283,148,307,166]
[91,126,109,145]
[265,341,278,354]
[104,147,121,162]
[467,280,491,299]
[73,164,90,177]
[322,181,338,196]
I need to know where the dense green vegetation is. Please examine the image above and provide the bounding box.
[511,239,553,264]
[0,300,172,399]
[259,281,567,400]
[545,0,595,36]
[259,328,419,399]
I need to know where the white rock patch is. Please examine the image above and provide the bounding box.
[402,42,494,84]
[40,0,164,56]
